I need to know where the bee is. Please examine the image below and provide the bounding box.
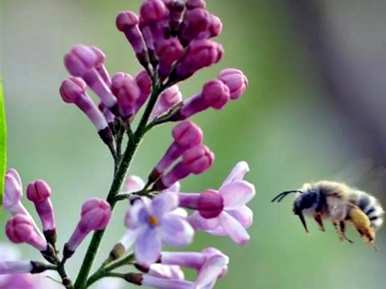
[272,181,384,244]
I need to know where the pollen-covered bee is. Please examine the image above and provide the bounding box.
[272,181,384,244]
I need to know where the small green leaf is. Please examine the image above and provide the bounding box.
[0,79,7,205]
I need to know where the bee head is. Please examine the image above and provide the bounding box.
[292,190,319,233]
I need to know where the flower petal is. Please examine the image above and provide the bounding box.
[161,214,194,246]
[120,228,142,251]
[135,228,162,266]
[227,206,253,229]
[124,175,145,193]
[187,212,220,231]
[194,255,228,289]
[219,212,250,245]
[151,191,179,218]
[142,275,193,289]
[221,161,249,188]
[220,181,255,208]
[149,264,185,280]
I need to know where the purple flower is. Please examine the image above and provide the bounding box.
[218,68,248,100]
[150,85,183,120]
[123,191,194,265]
[186,161,255,245]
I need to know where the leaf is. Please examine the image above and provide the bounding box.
[0,79,7,205]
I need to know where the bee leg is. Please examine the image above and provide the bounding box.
[339,221,353,243]
[333,221,344,242]
[349,206,375,244]
[314,214,325,232]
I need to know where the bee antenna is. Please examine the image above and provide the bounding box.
[271,190,303,203]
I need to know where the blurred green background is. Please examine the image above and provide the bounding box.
[2,0,386,288]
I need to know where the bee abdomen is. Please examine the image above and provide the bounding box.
[353,192,384,229]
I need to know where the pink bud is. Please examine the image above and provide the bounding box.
[167,0,185,34]
[155,144,214,190]
[201,80,230,109]
[6,214,47,251]
[65,198,111,255]
[186,0,206,9]
[111,73,141,119]
[26,180,56,242]
[156,38,184,79]
[64,45,99,77]
[134,70,153,113]
[60,77,87,104]
[182,144,214,174]
[116,11,148,67]
[64,45,117,109]
[140,0,169,24]
[149,121,203,183]
[172,120,203,148]
[91,46,112,86]
[60,78,113,144]
[151,85,182,120]
[218,68,248,100]
[173,39,223,82]
[176,80,230,120]
[179,8,211,45]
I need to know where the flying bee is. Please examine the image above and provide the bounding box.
[272,181,384,244]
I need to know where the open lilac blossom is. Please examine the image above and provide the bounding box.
[186,161,255,245]
[122,191,194,265]
[26,180,57,245]
[3,169,27,216]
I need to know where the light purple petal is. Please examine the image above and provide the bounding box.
[142,275,193,289]
[227,206,253,229]
[125,200,146,229]
[151,191,179,218]
[124,175,145,193]
[161,214,194,246]
[120,228,142,251]
[219,212,250,245]
[149,264,185,280]
[220,181,255,209]
[194,255,228,289]
[135,228,162,265]
[221,161,249,188]
[164,181,181,193]
[187,212,220,231]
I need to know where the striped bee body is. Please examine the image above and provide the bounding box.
[272,181,384,245]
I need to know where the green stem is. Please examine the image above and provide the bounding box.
[86,254,134,287]
[74,83,164,289]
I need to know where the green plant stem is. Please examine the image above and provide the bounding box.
[74,84,165,289]
[86,254,134,287]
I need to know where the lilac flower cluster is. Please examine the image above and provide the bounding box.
[0,0,254,289]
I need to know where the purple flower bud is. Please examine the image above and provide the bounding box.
[196,14,223,40]
[26,180,56,244]
[91,46,112,86]
[64,45,117,109]
[111,73,141,119]
[156,38,184,79]
[116,11,149,67]
[172,39,223,82]
[140,0,169,24]
[186,0,206,9]
[179,8,212,45]
[0,274,37,289]
[218,68,248,100]
[150,85,182,120]
[6,214,47,252]
[98,103,116,125]
[176,80,230,120]
[134,70,153,113]
[64,198,111,257]
[179,190,224,219]
[167,0,185,34]
[155,144,214,190]
[149,121,203,183]
[0,261,33,275]
[60,77,113,145]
